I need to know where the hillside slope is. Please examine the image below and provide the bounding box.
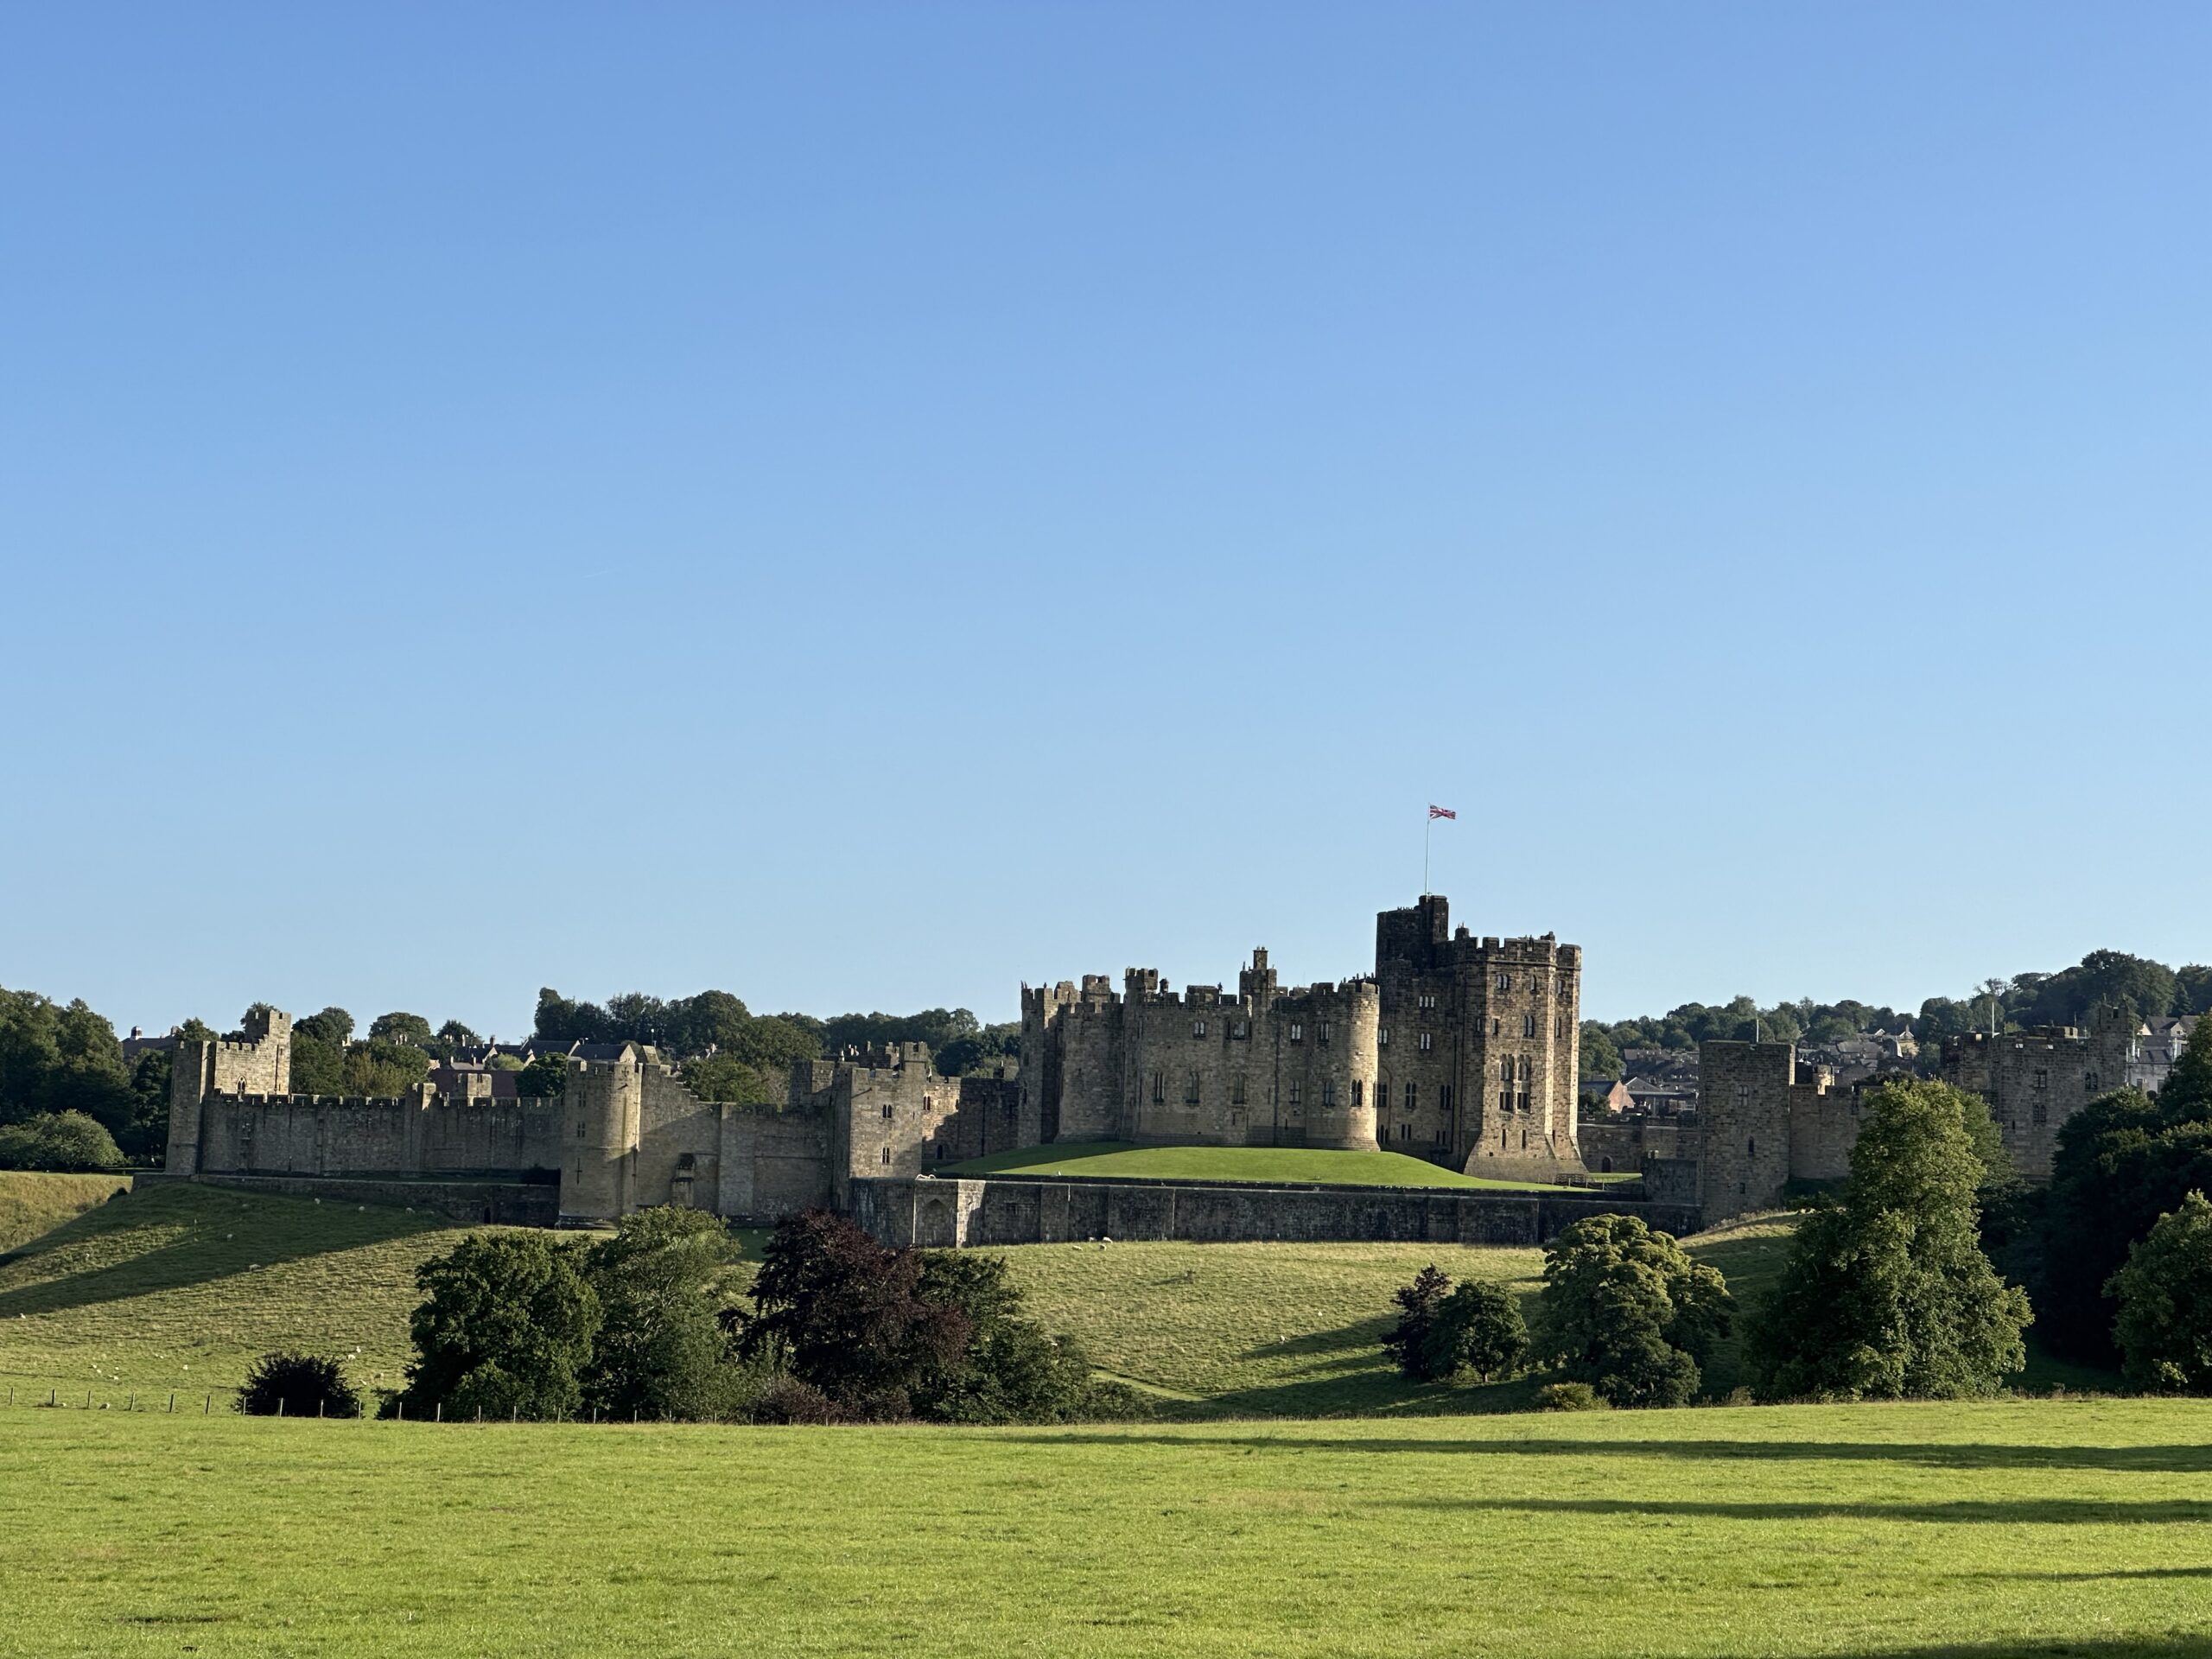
[0,1172,132,1255]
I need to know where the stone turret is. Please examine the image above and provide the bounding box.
[167,1006,293,1177]
[558,1047,644,1223]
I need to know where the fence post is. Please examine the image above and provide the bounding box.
[276,1398,284,1418]
[129,1394,135,1413]
[435,1402,442,1424]
[204,1394,211,1414]
[168,1393,175,1414]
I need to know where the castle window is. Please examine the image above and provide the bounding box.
[1418,994,1437,1012]
[1496,972,1511,992]
[1351,1080,1363,1108]
[936,1142,949,1159]
[1322,1082,1336,1108]
[1519,1057,1531,1081]
[1734,1084,1750,1109]
[1554,1017,1565,1039]
[1397,1122,1410,1141]
[1490,1019,1502,1038]
[1404,1082,1418,1110]
[1440,1084,1453,1112]
[2031,1099,2047,1127]
[1184,1072,1201,1105]
[1288,1081,1301,1106]
[881,1103,894,1119]
[1290,1024,1303,1043]
[1152,1072,1165,1103]
[1193,1020,1207,1039]
[1517,1090,1530,1112]
[1232,1076,1247,1106]
[923,1095,934,1113]
[2033,1068,2049,1090]
[1499,1090,1511,1112]
[1231,1020,1249,1039]
[2085,1071,2100,1093]
[1378,1027,1389,1046]
[1501,1058,1514,1083]
[1522,1129,1529,1149]
[1522,1014,1537,1039]
[881,1147,892,1165]
[1319,1022,1332,1044]
[1435,1128,1448,1147]
[1419,1032,1433,1052]
[1747,1137,1756,1156]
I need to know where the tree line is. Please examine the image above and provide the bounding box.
[1580,945,2210,1079]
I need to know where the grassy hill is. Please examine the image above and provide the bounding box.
[0,1171,132,1254]
[0,1184,2116,1414]
[6,1399,2211,1658]
[942,1140,1567,1190]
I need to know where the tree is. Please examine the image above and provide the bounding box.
[294,1007,355,1047]
[2107,1192,2212,1393]
[1380,1264,1454,1379]
[367,1012,435,1050]
[1538,1213,1732,1407]
[119,1050,172,1162]
[2177,965,2212,1017]
[0,988,133,1137]
[2016,951,2178,1028]
[289,1032,346,1096]
[1579,1025,1624,1082]
[909,1252,1105,1423]
[397,1233,602,1421]
[734,1209,968,1419]
[238,1351,362,1418]
[582,1207,753,1421]
[1747,1080,2030,1400]
[2037,1039,2212,1363]
[435,1020,481,1051]
[0,1110,123,1171]
[518,1054,569,1099]
[1424,1281,1529,1382]
[680,1053,771,1106]
[340,1039,430,1097]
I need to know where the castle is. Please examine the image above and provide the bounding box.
[1688,1007,2141,1222]
[161,893,1592,1229]
[1020,895,1586,1179]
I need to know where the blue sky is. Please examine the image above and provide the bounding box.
[3,5,2208,1039]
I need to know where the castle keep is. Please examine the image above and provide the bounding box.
[1022,895,1586,1180]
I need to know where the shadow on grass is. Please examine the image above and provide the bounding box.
[1777,1643,2212,1658]
[1003,1433,2212,1474]
[1394,1494,2212,1525]
[0,1185,448,1320]
[1240,1321,1383,1362]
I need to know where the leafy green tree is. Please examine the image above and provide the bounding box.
[1538,1213,1732,1407]
[2018,950,2178,1027]
[1380,1264,1454,1379]
[517,1054,569,1098]
[0,1110,124,1171]
[175,1017,218,1043]
[2038,1038,2212,1363]
[486,1053,526,1073]
[294,1007,354,1047]
[582,1207,753,1421]
[1578,1025,1624,1082]
[2177,965,2212,1017]
[727,1015,823,1073]
[2107,1191,2212,1393]
[120,1050,173,1161]
[340,1039,430,1097]
[238,1351,362,1418]
[0,989,133,1135]
[1748,1080,2030,1400]
[398,1233,601,1421]
[1423,1281,1529,1382]
[435,1020,480,1051]
[663,991,751,1057]
[367,1012,435,1050]
[289,1033,346,1096]
[910,1252,1108,1423]
[680,1052,771,1106]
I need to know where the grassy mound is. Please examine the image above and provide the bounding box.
[7,1400,2212,1657]
[0,1172,132,1255]
[0,1181,479,1399]
[942,1141,1562,1191]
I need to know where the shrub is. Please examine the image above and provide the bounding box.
[1380,1264,1454,1379]
[1423,1281,1530,1382]
[2107,1190,2212,1393]
[750,1376,842,1425]
[0,1111,123,1172]
[1534,1381,1609,1412]
[517,1055,569,1098]
[1538,1212,1732,1407]
[1748,1080,2030,1401]
[238,1351,362,1418]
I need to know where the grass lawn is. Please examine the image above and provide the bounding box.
[941,1140,1561,1191]
[5,1398,2212,1658]
[0,1170,132,1253]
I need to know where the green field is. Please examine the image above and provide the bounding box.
[0,1170,132,1253]
[941,1141,1565,1190]
[4,1399,2211,1658]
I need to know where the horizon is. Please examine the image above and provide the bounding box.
[5,7,2209,1036]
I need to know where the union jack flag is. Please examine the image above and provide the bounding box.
[1428,804,1456,820]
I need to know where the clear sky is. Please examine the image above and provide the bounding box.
[3,5,2209,1039]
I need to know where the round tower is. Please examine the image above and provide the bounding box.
[558,1050,642,1222]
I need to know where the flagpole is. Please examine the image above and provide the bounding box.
[1423,810,1432,896]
